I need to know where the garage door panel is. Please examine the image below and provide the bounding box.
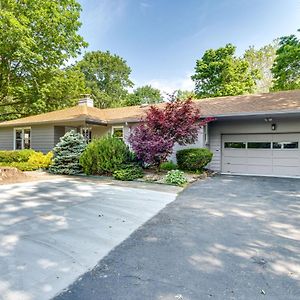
[273,166,300,176]
[247,157,272,165]
[223,156,247,164]
[273,158,300,167]
[221,133,300,177]
[273,150,299,158]
[223,149,247,157]
[247,165,273,175]
[247,150,271,158]
[222,164,248,173]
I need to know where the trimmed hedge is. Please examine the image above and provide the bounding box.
[176,148,213,172]
[0,149,35,163]
[0,150,53,171]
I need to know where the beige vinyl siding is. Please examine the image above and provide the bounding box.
[208,117,300,172]
[92,126,110,139]
[0,128,14,150]
[31,125,55,153]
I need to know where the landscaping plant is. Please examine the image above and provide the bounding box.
[129,99,214,167]
[80,136,133,175]
[0,150,53,171]
[176,148,213,172]
[165,170,187,186]
[49,130,86,175]
[159,161,178,171]
[113,165,144,181]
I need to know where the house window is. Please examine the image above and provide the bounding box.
[224,142,246,149]
[112,126,124,140]
[14,128,31,150]
[273,142,299,149]
[247,142,271,149]
[81,127,92,143]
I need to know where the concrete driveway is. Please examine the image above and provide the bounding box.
[0,178,178,300]
[54,176,300,300]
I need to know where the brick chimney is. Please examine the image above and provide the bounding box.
[78,94,94,107]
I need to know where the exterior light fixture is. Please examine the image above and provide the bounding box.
[271,123,276,131]
[264,117,273,123]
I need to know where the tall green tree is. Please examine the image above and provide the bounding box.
[191,44,259,98]
[244,42,278,93]
[0,0,87,120]
[124,85,162,106]
[271,31,300,91]
[75,51,134,108]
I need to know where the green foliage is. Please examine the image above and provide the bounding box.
[176,148,213,172]
[75,51,133,108]
[0,149,35,163]
[165,170,187,186]
[0,0,87,120]
[192,44,259,98]
[49,130,86,175]
[0,150,53,170]
[113,165,144,181]
[124,85,162,106]
[159,161,178,171]
[80,136,133,175]
[28,151,53,169]
[271,31,300,91]
[244,42,278,93]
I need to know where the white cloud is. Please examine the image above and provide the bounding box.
[138,73,195,95]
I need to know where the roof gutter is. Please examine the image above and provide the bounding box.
[203,109,300,119]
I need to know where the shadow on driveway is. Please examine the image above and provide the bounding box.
[54,175,300,300]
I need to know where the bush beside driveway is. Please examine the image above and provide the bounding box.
[54,175,300,300]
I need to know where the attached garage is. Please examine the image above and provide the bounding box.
[222,133,300,177]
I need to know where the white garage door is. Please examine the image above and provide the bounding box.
[222,133,300,177]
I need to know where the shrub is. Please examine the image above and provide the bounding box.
[28,151,53,169]
[49,130,86,175]
[159,161,178,171]
[0,149,35,163]
[165,170,187,186]
[113,165,144,181]
[176,148,213,172]
[80,136,133,175]
[128,99,214,167]
[0,151,53,171]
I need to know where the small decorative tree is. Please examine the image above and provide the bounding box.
[49,130,86,175]
[129,98,214,167]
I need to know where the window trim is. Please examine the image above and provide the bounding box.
[111,126,124,140]
[13,127,31,150]
[80,126,92,143]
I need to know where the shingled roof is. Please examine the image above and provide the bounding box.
[1,90,300,127]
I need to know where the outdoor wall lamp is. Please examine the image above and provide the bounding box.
[264,117,273,123]
[271,123,277,131]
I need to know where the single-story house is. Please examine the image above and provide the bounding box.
[1,90,300,177]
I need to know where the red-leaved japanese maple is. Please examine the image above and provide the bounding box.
[128,98,214,166]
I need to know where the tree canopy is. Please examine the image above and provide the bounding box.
[191,44,259,98]
[0,0,87,120]
[271,31,300,91]
[244,42,278,93]
[123,85,162,106]
[74,51,134,108]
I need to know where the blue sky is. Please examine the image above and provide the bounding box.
[77,0,299,93]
